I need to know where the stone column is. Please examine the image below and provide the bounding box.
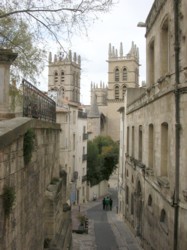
[0,49,18,119]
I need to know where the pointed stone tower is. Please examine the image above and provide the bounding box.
[48,50,81,103]
[89,42,139,141]
[107,41,139,101]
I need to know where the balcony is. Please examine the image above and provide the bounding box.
[82,175,87,182]
[71,171,78,182]
[78,110,87,119]
[83,133,88,140]
[82,154,87,161]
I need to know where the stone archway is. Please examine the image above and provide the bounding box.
[135,180,143,237]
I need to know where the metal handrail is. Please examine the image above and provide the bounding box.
[22,79,56,122]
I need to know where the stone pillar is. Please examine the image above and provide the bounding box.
[0,49,18,119]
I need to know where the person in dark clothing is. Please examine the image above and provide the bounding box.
[105,196,110,211]
[102,197,106,210]
[109,198,113,211]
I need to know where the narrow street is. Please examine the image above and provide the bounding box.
[72,188,143,250]
[87,189,119,249]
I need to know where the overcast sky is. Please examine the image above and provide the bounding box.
[40,0,154,105]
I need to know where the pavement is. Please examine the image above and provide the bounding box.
[71,198,143,250]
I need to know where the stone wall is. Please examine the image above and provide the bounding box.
[88,180,108,201]
[0,117,71,250]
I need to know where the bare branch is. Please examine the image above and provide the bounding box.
[25,11,66,52]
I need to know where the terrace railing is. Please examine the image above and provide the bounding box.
[22,79,56,123]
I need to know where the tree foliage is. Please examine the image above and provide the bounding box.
[0,15,46,84]
[87,135,119,186]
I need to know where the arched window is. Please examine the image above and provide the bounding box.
[139,125,143,161]
[131,193,134,215]
[115,85,119,99]
[126,185,129,205]
[148,124,154,169]
[61,71,65,83]
[135,68,139,84]
[122,85,126,99]
[160,17,169,76]
[61,87,65,98]
[127,126,129,154]
[115,68,119,82]
[131,175,134,183]
[76,73,79,86]
[131,126,134,157]
[160,209,168,233]
[123,67,127,81]
[73,72,76,85]
[148,195,152,206]
[54,71,58,85]
[148,39,155,85]
[160,209,167,224]
[161,122,168,176]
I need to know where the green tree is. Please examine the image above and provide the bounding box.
[87,141,101,186]
[0,15,46,84]
[87,135,119,186]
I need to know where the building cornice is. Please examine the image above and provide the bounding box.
[145,0,166,36]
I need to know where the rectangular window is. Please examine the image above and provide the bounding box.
[148,124,154,168]
[73,110,76,124]
[127,126,129,154]
[139,125,142,161]
[73,133,75,150]
[126,185,129,205]
[161,123,168,176]
[132,126,134,157]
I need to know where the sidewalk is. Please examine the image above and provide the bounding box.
[71,199,143,250]
[71,201,98,250]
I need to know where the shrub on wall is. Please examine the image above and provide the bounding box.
[3,186,16,217]
[23,128,35,164]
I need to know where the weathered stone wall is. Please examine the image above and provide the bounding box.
[0,117,71,250]
[87,180,108,201]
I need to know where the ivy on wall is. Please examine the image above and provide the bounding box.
[3,186,16,217]
[23,128,35,165]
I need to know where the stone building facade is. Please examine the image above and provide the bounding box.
[0,49,72,249]
[48,51,88,206]
[118,0,187,250]
[0,118,72,250]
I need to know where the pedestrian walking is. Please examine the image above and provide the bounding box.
[109,198,113,211]
[105,196,110,211]
[102,197,106,210]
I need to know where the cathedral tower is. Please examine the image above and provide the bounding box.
[107,41,139,101]
[48,50,81,103]
[89,42,140,141]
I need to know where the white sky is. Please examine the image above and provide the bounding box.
[39,0,154,105]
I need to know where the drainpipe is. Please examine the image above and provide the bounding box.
[173,0,180,250]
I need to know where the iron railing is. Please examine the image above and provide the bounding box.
[83,133,88,140]
[82,154,87,161]
[82,175,87,182]
[22,79,56,122]
[78,110,87,119]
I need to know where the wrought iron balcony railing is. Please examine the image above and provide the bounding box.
[83,133,88,140]
[82,154,87,161]
[78,110,87,119]
[82,175,87,182]
[22,79,56,122]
